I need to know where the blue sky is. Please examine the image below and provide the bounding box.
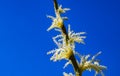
[0,0,120,76]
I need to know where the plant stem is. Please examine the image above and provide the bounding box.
[69,54,82,76]
[52,0,82,76]
[53,0,58,10]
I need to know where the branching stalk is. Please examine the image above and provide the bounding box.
[52,0,82,76]
[47,1,106,76]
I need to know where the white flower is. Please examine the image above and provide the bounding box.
[68,25,86,49]
[53,24,86,49]
[77,52,107,76]
[47,25,86,61]
[47,14,63,31]
[47,34,73,61]
[47,5,70,31]
[47,45,73,61]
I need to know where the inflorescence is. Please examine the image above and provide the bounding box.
[46,1,106,76]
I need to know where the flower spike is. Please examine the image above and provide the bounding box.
[47,0,106,76]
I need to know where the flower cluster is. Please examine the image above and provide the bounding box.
[62,52,107,76]
[47,24,85,61]
[76,52,107,76]
[47,5,70,31]
[67,25,86,49]
[47,4,86,62]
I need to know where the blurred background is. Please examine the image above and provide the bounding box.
[0,0,120,76]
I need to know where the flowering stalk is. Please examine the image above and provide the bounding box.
[46,0,106,76]
[51,0,81,75]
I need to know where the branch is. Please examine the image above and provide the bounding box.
[52,0,81,76]
[53,0,69,43]
[53,0,58,11]
[69,54,82,76]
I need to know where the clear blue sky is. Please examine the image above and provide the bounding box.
[0,0,120,76]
